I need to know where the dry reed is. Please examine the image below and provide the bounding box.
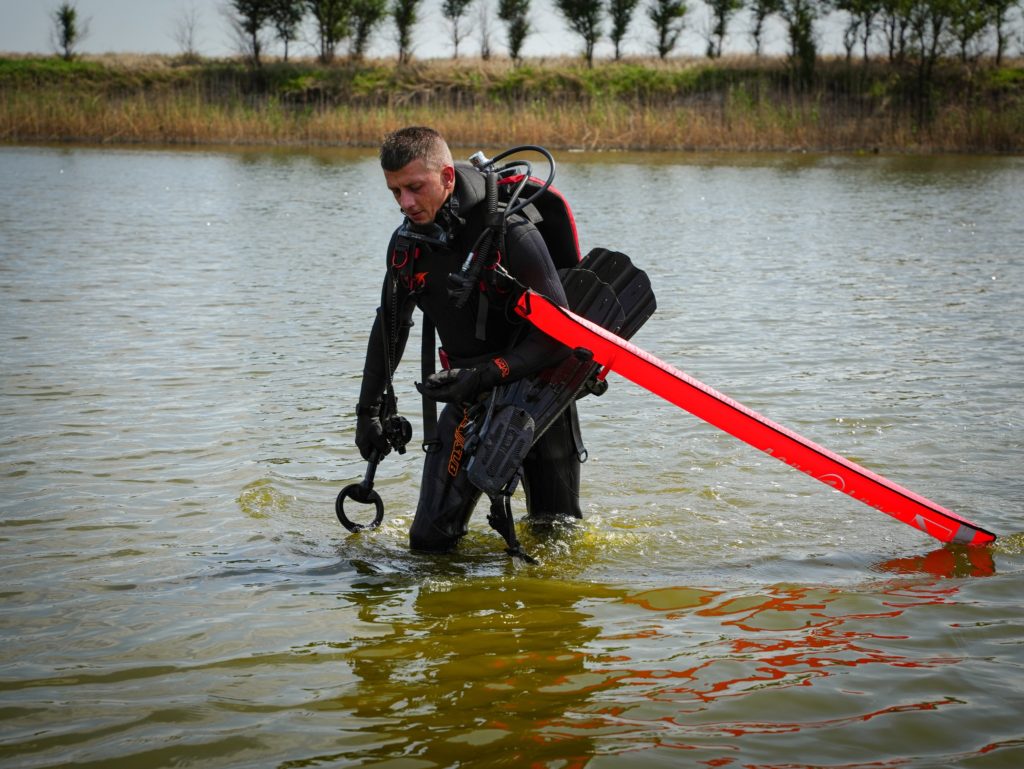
[2,55,1021,153]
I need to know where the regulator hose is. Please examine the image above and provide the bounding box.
[451,169,499,309]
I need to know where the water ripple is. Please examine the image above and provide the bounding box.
[1,146,1022,769]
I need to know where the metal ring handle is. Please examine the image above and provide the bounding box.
[335,482,384,532]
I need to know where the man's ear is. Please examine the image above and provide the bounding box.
[441,164,456,192]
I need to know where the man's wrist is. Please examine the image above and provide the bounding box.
[491,357,511,380]
[356,403,380,417]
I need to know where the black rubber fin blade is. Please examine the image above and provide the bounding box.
[464,249,658,498]
[573,248,657,339]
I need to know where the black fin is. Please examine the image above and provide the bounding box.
[465,402,535,497]
[573,247,657,339]
[466,249,657,497]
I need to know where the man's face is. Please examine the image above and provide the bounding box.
[383,158,455,226]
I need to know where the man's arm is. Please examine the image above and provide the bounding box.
[354,265,417,460]
[358,277,417,408]
[489,222,572,381]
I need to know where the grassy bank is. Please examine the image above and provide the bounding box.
[1,54,1022,153]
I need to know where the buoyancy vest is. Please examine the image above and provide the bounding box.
[451,161,582,271]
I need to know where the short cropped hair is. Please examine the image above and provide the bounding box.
[379,126,453,172]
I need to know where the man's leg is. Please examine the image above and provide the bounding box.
[409,403,483,552]
[520,403,583,520]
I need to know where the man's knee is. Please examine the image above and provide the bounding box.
[409,474,479,553]
[409,517,461,553]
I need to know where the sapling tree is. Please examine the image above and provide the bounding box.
[499,0,532,63]
[556,0,604,67]
[171,3,202,61]
[748,0,781,57]
[52,2,90,61]
[608,0,640,59]
[648,0,688,59]
[229,0,273,66]
[987,0,1019,64]
[306,0,350,63]
[836,0,881,61]
[269,0,305,61]
[351,0,389,59]
[777,0,820,86]
[393,0,422,65]
[705,0,743,57]
[479,0,495,58]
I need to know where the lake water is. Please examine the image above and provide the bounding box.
[1,144,1022,768]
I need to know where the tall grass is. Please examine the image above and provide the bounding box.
[1,55,1021,153]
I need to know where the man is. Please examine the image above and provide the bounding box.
[355,126,583,553]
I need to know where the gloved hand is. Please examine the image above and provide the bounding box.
[416,362,502,404]
[355,403,391,461]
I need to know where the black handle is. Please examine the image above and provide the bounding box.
[335,454,385,532]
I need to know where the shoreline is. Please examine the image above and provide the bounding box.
[2,55,1022,154]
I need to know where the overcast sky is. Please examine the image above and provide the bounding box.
[0,0,819,61]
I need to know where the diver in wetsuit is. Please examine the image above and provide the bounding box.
[355,126,583,553]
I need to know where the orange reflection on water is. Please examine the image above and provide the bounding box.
[875,544,995,579]
[614,583,939,707]
[553,545,999,758]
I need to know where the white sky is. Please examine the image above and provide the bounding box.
[0,0,817,61]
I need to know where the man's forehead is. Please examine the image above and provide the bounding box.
[384,158,432,181]
[384,158,451,186]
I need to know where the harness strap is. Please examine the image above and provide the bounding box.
[569,403,588,463]
[486,485,537,564]
[421,316,441,453]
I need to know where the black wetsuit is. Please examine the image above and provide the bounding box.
[358,170,583,552]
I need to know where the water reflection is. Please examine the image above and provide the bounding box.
[280,543,1008,766]
[317,568,624,767]
[2,145,1022,768]
[508,554,1010,764]
[875,544,996,579]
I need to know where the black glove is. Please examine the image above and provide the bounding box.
[416,363,502,404]
[355,403,390,461]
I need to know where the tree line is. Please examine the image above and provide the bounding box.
[52,0,1023,74]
